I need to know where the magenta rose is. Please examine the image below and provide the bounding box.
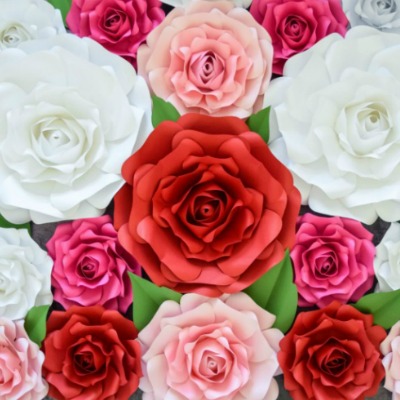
[66,0,164,66]
[250,0,348,74]
[291,213,375,308]
[47,215,140,313]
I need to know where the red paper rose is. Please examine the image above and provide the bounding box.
[250,0,348,74]
[42,306,142,400]
[66,0,164,66]
[279,302,386,400]
[114,114,301,296]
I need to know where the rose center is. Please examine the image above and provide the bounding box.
[74,351,95,373]
[314,254,338,278]
[373,0,396,14]
[283,16,307,40]
[0,23,32,48]
[102,8,127,33]
[321,348,352,377]
[188,51,225,90]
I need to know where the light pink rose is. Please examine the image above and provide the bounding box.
[291,213,375,308]
[381,321,400,400]
[46,215,140,313]
[0,318,47,399]
[137,1,273,118]
[139,293,283,400]
[250,0,348,74]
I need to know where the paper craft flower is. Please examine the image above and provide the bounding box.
[161,0,252,8]
[0,318,48,399]
[0,0,65,49]
[139,293,283,400]
[343,0,400,33]
[265,26,400,224]
[137,1,273,118]
[291,213,375,308]
[374,222,400,292]
[381,320,400,399]
[67,0,164,66]
[250,0,348,74]
[0,33,151,224]
[42,306,142,400]
[47,215,140,313]
[114,113,300,296]
[0,228,52,320]
[279,301,386,400]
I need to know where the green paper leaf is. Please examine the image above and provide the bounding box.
[47,0,72,26]
[24,305,50,347]
[243,250,297,333]
[0,214,30,233]
[129,272,182,331]
[353,289,400,329]
[246,106,271,143]
[151,96,180,128]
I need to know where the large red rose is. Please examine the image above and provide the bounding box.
[114,114,301,296]
[279,302,386,400]
[42,306,142,400]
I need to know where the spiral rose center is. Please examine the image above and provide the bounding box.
[283,16,307,40]
[0,23,32,48]
[74,351,95,373]
[103,8,126,31]
[373,0,396,13]
[189,51,225,90]
[321,348,352,377]
[77,256,99,280]
[314,254,338,278]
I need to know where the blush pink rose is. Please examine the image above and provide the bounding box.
[250,0,348,74]
[66,0,164,66]
[47,215,140,313]
[291,213,375,308]
[137,1,273,118]
[139,293,283,400]
[0,318,48,399]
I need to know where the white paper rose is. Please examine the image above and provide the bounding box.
[0,0,65,49]
[0,228,52,320]
[343,0,400,33]
[161,0,252,9]
[0,33,152,224]
[265,26,400,224]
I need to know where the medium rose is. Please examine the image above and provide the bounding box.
[67,0,164,66]
[139,293,283,400]
[137,1,273,118]
[0,318,48,399]
[291,213,375,308]
[42,305,142,400]
[250,0,348,74]
[380,321,400,399]
[279,301,386,400]
[47,215,140,313]
[114,113,301,296]
[265,27,400,224]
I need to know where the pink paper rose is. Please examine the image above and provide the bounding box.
[250,0,348,74]
[139,293,283,400]
[291,213,375,308]
[381,321,400,399]
[66,0,164,66]
[47,215,140,313]
[137,1,273,118]
[0,318,48,399]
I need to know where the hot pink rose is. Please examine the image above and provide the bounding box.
[139,293,283,400]
[291,213,375,308]
[47,215,140,313]
[250,0,348,74]
[137,1,273,118]
[0,318,48,399]
[66,0,164,66]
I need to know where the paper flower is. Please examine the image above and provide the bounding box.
[161,0,253,8]
[291,213,375,307]
[0,318,48,399]
[0,33,152,224]
[381,320,400,399]
[374,222,400,292]
[0,228,52,320]
[42,306,142,400]
[343,0,400,33]
[47,215,140,313]
[250,0,348,74]
[0,0,65,49]
[67,0,164,66]
[139,293,283,400]
[114,113,300,296]
[279,301,386,400]
[265,26,400,224]
[137,1,273,118]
